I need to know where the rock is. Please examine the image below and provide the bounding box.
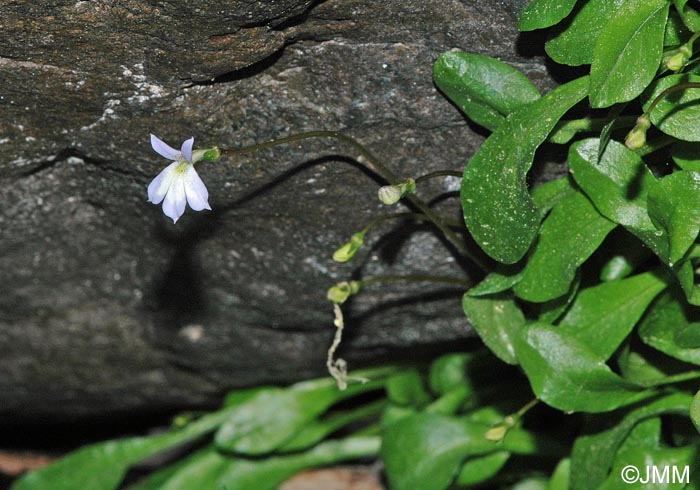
[0,0,554,419]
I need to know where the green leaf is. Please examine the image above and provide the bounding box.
[429,353,470,396]
[455,451,510,486]
[381,413,539,490]
[570,392,692,490]
[215,376,383,454]
[600,232,652,282]
[558,272,667,361]
[531,176,577,213]
[462,293,525,365]
[216,436,380,490]
[433,51,541,131]
[124,448,215,490]
[537,272,580,324]
[157,450,230,490]
[643,74,700,142]
[466,265,524,297]
[461,76,589,263]
[665,9,692,45]
[568,138,667,260]
[518,0,579,31]
[514,324,650,412]
[691,388,700,433]
[386,369,432,407]
[638,291,700,365]
[548,459,571,490]
[589,0,670,108]
[514,191,616,303]
[678,1,700,30]
[13,409,231,490]
[381,413,493,490]
[648,171,700,264]
[671,141,700,171]
[545,0,626,66]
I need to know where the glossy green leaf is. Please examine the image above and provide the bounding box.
[589,0,669,108]
[433,51,541,131]
[429,353,470,396]
[215,374,385,454]
[678,0,700,30]
[638,291,700,365]
[381,413,539,490]
[648,171,700,264]
[381,413,494,490]
[548,459,570,490]
[462,76,589,263]
[514,324,650,412]
[514,191,615,303]
[455,451,510,486]
[545,0,625,66]
[518,0,579,31]
[617,347,700,387]
[216,436,380,490]
[643,74,700,142]
[467,266,524,297]
[671,141,700,171]
[691,388,700,433]
[124,448,214,490]
[387,369,432,407]
[158,451,230,490]
[568,138,667,259]
[279,400,385,452]
[558,272,667,361]
[665,10,691,45]
[531,176,577,213]
[600,232,652,282]
[570,392,692,490]
[462,293,525,365]
[13,409,231,490]
[537,272,580,324]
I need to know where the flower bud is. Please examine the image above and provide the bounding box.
[665,45,692,72]
[332,232,365,263]
[377,178,417,205]
[192,147,221,163]
[326,280,361,304]
[485,424,508,442]
[624,115,651,151]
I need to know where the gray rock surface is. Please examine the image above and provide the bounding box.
[0,0,553,418]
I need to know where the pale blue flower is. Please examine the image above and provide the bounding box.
[147,134,211,223]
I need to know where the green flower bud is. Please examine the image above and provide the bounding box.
[326,280,361,304]
[378,185,403,205]
[377,178,417,205]
[624,115,651,151]
[332,232,365,263]
[484,424,508,442]
[664,44,692,72]
[192,147,221,163]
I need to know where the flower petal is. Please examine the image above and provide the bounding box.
[147,161,179,204]
[184,165,211,211]
[151,134,180,161]
[181,137,194,163]
[161,174,187,223]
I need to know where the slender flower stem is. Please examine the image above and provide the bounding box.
[414,170,463,183]
[361,274,471,288]
[645,82,700,116]
[222,131,487,271]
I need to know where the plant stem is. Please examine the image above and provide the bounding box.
[645,82,700,116]
[414,170,463,183]
[221,131,487,270]
[361,274,471,288]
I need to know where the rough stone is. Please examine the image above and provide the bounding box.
[0,0,554,419]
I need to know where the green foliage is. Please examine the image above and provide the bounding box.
[460,76,589,263]
[16,1,700,489]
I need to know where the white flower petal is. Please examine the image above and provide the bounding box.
[181,137,194,163]
[147,161,179,204]
[151,134,180,161]
[161,174,187,223]
[184,165,211,211]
